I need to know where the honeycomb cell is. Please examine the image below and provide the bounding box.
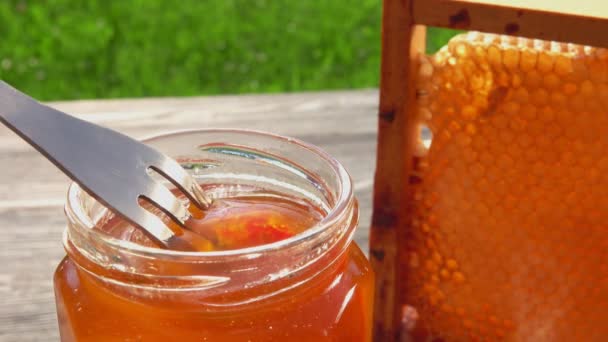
[537,53,555,73]
[554,55,573,76]
[405,32,608,341]
[581,80,595,96]
[531,88,549,105]
[550,91,567,107]
[520,50,537,71]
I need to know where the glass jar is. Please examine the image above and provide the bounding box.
[53,129,374,342]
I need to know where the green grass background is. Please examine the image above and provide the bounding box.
[0,0,459,101]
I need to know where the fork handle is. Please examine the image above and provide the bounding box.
[0,80,97,183]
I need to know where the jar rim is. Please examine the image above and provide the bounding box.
[65,128,354,259]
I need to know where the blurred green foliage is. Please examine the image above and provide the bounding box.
[426,27,462,54]
[0,0,458,100]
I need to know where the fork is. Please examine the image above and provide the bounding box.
[0,81,212,250]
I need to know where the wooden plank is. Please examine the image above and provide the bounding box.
[459,0,608,19]
[0,90,379,341]
[371,0,426,340]
[414,0,608,47]
[0,206,65,342]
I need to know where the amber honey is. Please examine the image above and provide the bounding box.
[53,130,374,342]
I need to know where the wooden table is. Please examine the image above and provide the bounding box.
[0,89,379,341]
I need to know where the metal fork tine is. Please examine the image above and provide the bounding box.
[132,208,179,246]
[140,184,189,226]
[150,161,213,210]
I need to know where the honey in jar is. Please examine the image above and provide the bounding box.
[53,129,374,341]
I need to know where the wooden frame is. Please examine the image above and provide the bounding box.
[370,0,608,340]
